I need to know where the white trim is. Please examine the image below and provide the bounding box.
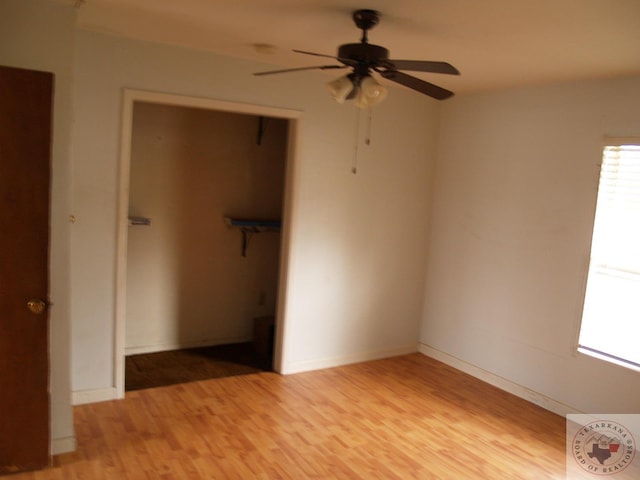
[114,89,302,397]
[418,343,581,417]
[272,118,301,374]
[122,89,300,120]
[51,436,76,456]
[281,344,419,375]
[72,387,118,405]
[125,336,251,356]
[113,89,134,400]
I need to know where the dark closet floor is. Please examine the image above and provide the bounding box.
[125,342,273,391]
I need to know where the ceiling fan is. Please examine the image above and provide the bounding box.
[255,9,460,108]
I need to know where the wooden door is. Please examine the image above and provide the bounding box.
[0,65,52,473]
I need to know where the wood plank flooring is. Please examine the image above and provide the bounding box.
[7,354,566,479]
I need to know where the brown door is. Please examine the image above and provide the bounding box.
[0,65,52,473]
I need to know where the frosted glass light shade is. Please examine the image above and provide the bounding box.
[326,75,355,104]
[354,76,388,109]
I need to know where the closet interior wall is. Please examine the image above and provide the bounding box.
[126,102,287,355]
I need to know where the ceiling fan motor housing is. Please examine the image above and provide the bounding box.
[338,43,389,65]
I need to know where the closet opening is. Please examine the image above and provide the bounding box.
[114,91,300,395]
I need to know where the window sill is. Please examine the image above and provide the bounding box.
[577,346,640,373]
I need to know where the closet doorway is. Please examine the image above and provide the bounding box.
[114,90,300,396]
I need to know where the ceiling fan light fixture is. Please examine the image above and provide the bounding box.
[354,75,388,109]
[255,10,458,102]
[326,74,355,104]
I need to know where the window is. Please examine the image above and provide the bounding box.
[578,139,640,371]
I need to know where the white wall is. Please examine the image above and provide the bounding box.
[71,30,439,394]
[127,103,286,353]
[0,0,76,454]
[421,76,640,414]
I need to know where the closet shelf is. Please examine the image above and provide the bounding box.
[128,216,151,226]
[224,218,281,230]
[224,217,281,257]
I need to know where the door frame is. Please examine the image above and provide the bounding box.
[114,89,302,398]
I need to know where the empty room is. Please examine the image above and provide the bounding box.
[2,0,640,478]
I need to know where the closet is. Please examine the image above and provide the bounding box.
[125,102,287,382]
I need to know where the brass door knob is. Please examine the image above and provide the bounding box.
[27,299,47,315]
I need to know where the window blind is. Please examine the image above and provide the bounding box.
[578,142,640,369]
[590,145,640,273]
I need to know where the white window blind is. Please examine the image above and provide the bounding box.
[578,141,640,370]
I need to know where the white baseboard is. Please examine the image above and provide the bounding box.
[51,435,76,455]
[75,343,577,417]
[419,343,580,417]
[72,387,118,405]
[282,343,419,375]
[125,336,252,356]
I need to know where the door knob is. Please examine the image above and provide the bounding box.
[27,299,47,315]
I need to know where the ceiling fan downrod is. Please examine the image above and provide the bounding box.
[353,9,380,43]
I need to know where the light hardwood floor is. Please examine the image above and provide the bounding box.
[9,354,566,479]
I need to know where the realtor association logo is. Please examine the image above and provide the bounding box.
[571,420,636,476]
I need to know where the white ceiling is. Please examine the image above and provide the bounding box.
[73,0,640,95]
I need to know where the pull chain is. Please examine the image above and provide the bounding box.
[351,107,374,174]
[365,107,373,146]
[352,108,361,174]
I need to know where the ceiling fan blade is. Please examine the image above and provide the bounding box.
[383,60,459,75]
[379,70,454,100]
[254,65,347,76]
[292,49,338,60]
[294,49,358,67]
